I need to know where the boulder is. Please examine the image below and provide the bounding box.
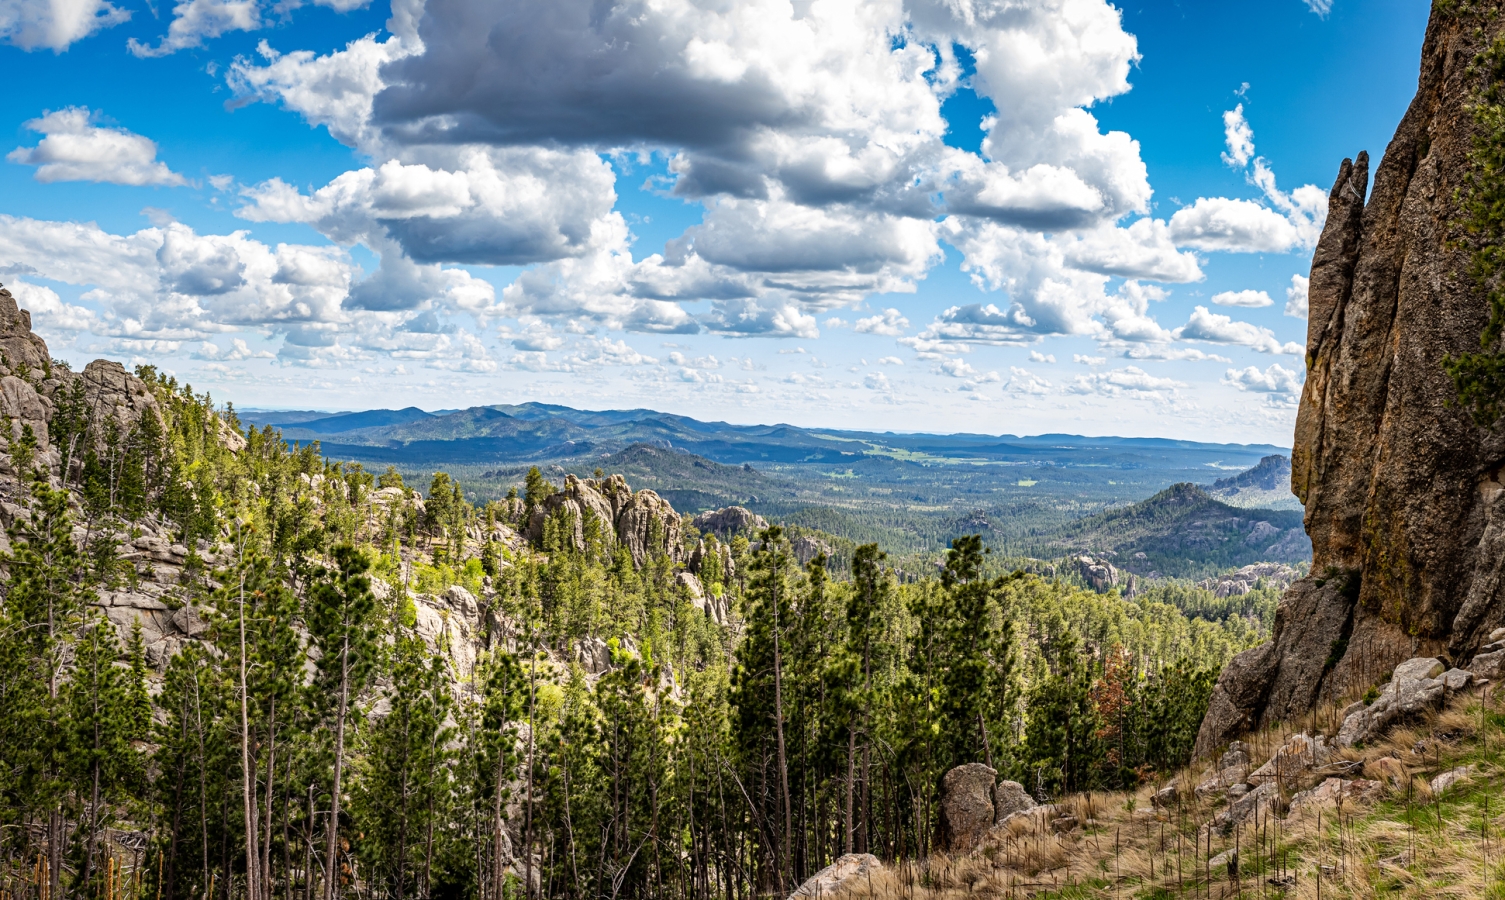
[936,763,996,854]
[1287,778,1383,817]
[786,853,881,900]
[1076,555,1117,592]
[171,605,209,638]
[575,637,611,675]
[78,360,162,451]
[1247,733,1330,787]
[1471,649,1505,680]
[993,780,1034,822]
[1214,782,1278,828]
[1430,765,1474,796]
[1335,657,1452,747]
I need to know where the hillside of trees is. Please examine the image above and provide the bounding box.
[0,366,1278,900]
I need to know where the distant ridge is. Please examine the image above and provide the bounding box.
[272,407,435,435]
[1205,454,1302,511]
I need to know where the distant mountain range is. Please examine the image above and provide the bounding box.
[241,402,1288,470]
[238,402,1304,572]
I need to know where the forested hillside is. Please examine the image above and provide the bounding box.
[0,346,1275,900]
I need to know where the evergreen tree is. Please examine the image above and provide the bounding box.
[307,545,381,900]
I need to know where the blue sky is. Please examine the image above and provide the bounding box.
[0,0,1430,442]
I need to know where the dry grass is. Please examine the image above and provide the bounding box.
[816,683,1505,898]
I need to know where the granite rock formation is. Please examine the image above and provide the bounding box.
[526,473,685,566]
[1197,6,1505,755]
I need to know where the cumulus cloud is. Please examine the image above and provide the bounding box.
[877,355,903,365]
[1174,306,1301,355]
[1006,366,1051,394]
[1067,365,1183,399]
[855,308,909,336]
[4,278,98,335]
[1171,105,1326,254]
[863,371,892,392]
[1029,350,1055,363]
[1211,289,1273,308]
[1169,197,1301,253]
[129,0,372,58]
[1224,362,1302,394]
[1285,273,1310,319]
[193,338,275,360]
[0,0,130,51]
[935,356,978,378]
[1073,354,1105,365]
[8,108,187,186]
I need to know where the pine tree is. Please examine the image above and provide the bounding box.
[307,544,381,900]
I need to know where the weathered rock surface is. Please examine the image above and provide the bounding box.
[936,763,997,854]
[993,780,1034,823]
[786,853,881,900]
[1330,656,1473,747]
[0,286,52,371]
[1199,7,1505,756]
[690,505,766,540]
[526,473,684,566]
[791,535,832,567]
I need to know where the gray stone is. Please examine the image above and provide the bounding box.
[1441,667,1474,691]
[786,854,881,900]
[1430,765,1474,796]
[171,605,209,637]
[937,763,996,854]
[1472,649,1505,680]
[993,780,1034,822]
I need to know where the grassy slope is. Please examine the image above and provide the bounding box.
[842,684,1505,899]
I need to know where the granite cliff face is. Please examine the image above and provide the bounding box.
[1197,5,1505,755]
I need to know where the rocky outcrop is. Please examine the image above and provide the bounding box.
[1196,563,1301,599]
[0,286,52,371]
[1075,555,1118,592]
[1198,6,1505,756]
[527,473,684,566]
[691,505,766,540]
[791,535,832,567]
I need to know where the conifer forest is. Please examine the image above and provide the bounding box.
[0,369,1271,900]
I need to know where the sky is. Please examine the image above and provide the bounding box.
[0,0,1431,443]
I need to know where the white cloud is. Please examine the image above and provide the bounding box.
[855,308,909,336]
[1284,273,1309,319]
[824,317,848,328]
[1006,366,1051,394]
[129,0,372,58]
[1073,354,1105,365]
[1068,365,1183,399]
[5,278,98,335]
[668,351,720,369]
[0,0,130,51]
[1174,306,1302,355]
[935,356,978,378]
[1211,289,1273,308]
[877,356,903,366]
[1304,0,1333,16]
[8,108,187,186]
[1221,104,1255,169]
[192,338,275,360]
[1224,363,1302,394]
[863,371,891,392]
[1115,344,1232,363]
[1169,197,1301,253]
[1029,350,1055,363]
